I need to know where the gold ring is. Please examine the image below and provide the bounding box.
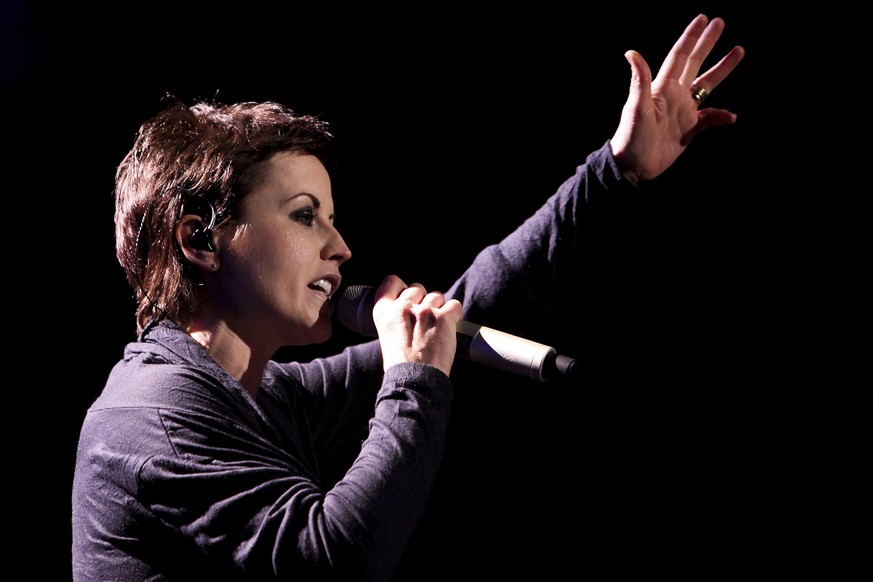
[690,83,708,106]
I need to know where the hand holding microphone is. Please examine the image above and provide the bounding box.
[363,276,463,377]
[338,282,578,383]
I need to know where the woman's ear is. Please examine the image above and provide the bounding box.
[176,214,218,269]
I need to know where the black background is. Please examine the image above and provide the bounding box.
[5,2,868,579]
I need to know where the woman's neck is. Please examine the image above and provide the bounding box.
[188,322,270,398]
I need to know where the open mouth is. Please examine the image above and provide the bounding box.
[309,277,337,298]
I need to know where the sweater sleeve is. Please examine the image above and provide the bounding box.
[445,140,637,331]
[261,346,454,581]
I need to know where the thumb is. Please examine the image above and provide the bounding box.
[624,49,652,109]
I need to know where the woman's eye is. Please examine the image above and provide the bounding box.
[292,208,316,225]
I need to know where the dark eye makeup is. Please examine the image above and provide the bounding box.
[292,206,316,226]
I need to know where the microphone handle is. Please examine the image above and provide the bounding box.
[456,320,567,382]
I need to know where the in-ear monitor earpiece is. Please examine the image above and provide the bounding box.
[185,196,217,252]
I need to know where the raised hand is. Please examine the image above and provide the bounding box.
[610,14,746,183]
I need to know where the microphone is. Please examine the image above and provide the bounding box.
[337,285,577,383]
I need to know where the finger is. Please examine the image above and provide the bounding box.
[409,292,447,329]
[679,17,726,87]
[690,45,746,95]
[624,49,653,110]
[681,108,739,145]
[654,14,709,82]
[439,298,464,326]
[420,290,447,308]
[435,297,464,332]
[399,283,427,305]
[441,298,463,314]
[376,274,408,300]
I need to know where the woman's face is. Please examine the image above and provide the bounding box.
[215,152,352,348]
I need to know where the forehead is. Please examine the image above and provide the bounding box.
[241,152,334,217]
[256,152,331,195]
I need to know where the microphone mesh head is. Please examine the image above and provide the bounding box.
[337,285,377,337]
